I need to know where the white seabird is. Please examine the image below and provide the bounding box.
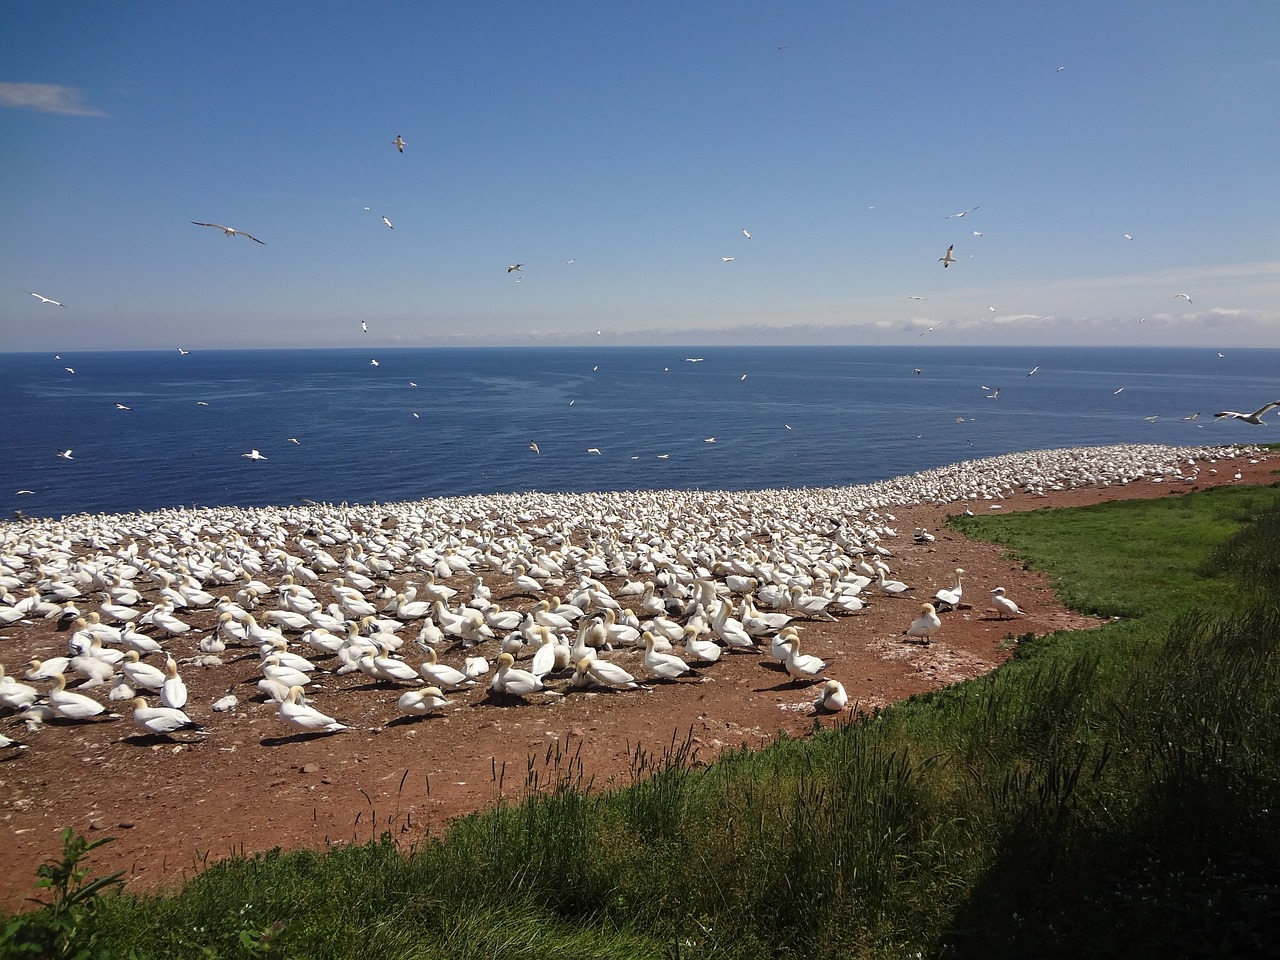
[990,586,1025,619]
[939,244,956,268]
[191,222,265,244]
[1213,402,1280,425]
[242,449,268,461]
[392,135,406,153]
[28,292,67,307]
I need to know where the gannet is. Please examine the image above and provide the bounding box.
[780,634,828,682]
[1174,293,1193,304]
[489,652,544,697]
[131,697,201,736]
[507,263,523,272]
[398,687,451,716]
[939,244,956,268]
[56,449,74,460]
[279,686,347,733]
[392,134,406,153]
[48,673,107,721]
[946,206,979,219]
[28,291,67,307]
[191,222,265,244]
[933,569,965,610]
[814,679,848,712]
[990,586,1025,619]
[903,603,942,643]
[642,631,692,680]
[381,216,394,229]
[242,449,268,461]
[1213,402,1280,425]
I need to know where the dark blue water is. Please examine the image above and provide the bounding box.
[1,346,1275,518]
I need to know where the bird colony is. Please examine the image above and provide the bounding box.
[0,443,1260,754]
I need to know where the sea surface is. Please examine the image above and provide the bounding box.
[1,346,1275,520]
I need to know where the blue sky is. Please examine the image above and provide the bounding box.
[3,1,1278,351]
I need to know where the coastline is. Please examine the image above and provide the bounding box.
[0,442,1274,906]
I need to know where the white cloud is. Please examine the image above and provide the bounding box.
[0,82,106,116]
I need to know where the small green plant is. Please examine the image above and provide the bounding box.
[0,827,127,959]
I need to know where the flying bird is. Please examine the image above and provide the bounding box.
[191,222,265,244]
[1114,387,1125,395]
[361,320,368,333]
[946,206,979,219]
[507,264,523,273]
[1123,233,1133,240]
[114,403,131,410]
[64,367,75,374]
[971,230,983,237]
[176,347,189,355]
[1056,65,1065,72]
[1027,365,1040,377]
[684,357,704,363]
[381,216,393,229]
[529,441,540,454]
[721,257,736,263]
[28,292,66,307]
[1213,402,1280,425]
[56,448,73,460]
[369,358,380,367]
[741,228,751,239]
[586,447,601,455]
[392,135,405,153]
[939,244,956,268]
[1174,293,1193,304]
[242,449,267,460]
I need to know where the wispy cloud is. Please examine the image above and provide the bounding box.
[0,82,106,116]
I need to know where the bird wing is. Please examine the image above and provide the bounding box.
[239,231,266,244]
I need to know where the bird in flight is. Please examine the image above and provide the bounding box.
[1056,65,1065,73]
[381,216,394,229]
[191,222,265,244]
[1027,365,1040,377]
[986,387,1000,399]
[586,447,602,455]
[721,257,736,263]
[392,135,405,153]
[939,244,956,268]
[684,357,704,363]
[1214,402,1280,425]
[529,441,540,455]
[114,403,131,410]
[1174,293,1193,304]
[704,437,717,443]
[242,449,268,460]
[946,206,979,219]
[177,347,190,355]
[1123,233,1133,240]
[508,264,523,273]
[971,230,983,237]
[742,228,751,239]
[288,438,300,444]
[56,448,74,460]
[908,295,926,301]
[361,320,368,333]
[1114,387,1125,395]
[369,358,380,367]
[28,291,66,307]
[64,367,75,374]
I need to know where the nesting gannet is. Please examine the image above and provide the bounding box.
[279,686,347,733]
[242,449,268,461]
[191,222,265,244]
[814,679,848,712]
[48,673,107,721]
[642,631,693,680]
[0,665,39,710]
[29,291,67,307]
[939,244,956,268]
[990,586,1025,619]
[131,697,201,737]
[1213,402,1280,425]
[392,134,406,153]
[398,687,452,716]
[418,646,475,690]
[121,650,166,690]
[489,652,544,697]
[903,603,942,643]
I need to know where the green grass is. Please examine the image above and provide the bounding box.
[12,482,1280,960]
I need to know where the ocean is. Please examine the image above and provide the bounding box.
[1,345,1275,520]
